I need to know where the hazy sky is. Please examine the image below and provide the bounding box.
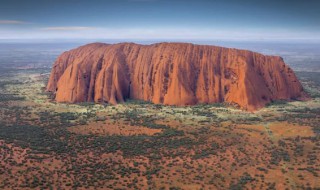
[0,0,319,41]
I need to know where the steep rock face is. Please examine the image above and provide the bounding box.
[47,42,306,111]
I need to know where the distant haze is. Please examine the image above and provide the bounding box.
[0,0,319,41]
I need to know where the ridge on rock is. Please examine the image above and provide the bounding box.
[47,42,306,111]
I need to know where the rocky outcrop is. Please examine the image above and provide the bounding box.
[47,42,306,111]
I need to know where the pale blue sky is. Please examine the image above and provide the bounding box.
[0,0,319,40]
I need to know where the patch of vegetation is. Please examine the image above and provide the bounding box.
[0,80,23,89]
[270,149,290,165]
[119,109,169,129]
[266,100,288,107]
[0,125,70,154]
[0,93,25,102]
[229,172,254,190]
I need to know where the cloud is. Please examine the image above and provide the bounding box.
[0,20,28,24]
[1,26,319,42]
[42,27,96,31]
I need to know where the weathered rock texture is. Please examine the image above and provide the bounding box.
[47,42,306,111]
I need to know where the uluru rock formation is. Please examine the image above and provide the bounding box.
[47,42,306,111]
